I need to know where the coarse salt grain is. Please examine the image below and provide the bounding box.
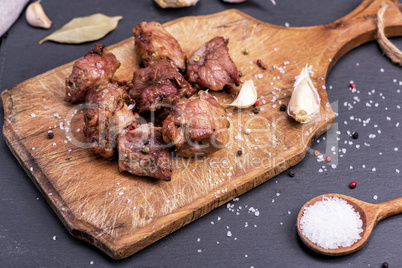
[299,196,363,249]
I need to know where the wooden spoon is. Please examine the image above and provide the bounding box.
[296,193,402,256]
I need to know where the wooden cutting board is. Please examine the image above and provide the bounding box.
[2,0,402,260]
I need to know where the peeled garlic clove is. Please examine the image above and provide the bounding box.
[230,79,257,108]
[25,1,52,29]
[287,65,320,123]
[154,0,199,8]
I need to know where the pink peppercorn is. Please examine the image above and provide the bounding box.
[134,112,140,118]
[254,100,260,107]
[129,125,136,130]
[325,156,331,162]
[350,82,356,89]
[349,181,357,189]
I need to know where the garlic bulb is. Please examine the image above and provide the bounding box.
[230,79,257,108]
[287,65,320,123]
[25,1,52,29]
[154,0,199,8]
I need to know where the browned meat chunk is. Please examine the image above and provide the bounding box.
[133,21,187,72]
[130,60,196,113]
[162,90,230,157]
[84,82,136,159]
[187,36,240,91]
[65,43,120,103]
[118,123,172,181]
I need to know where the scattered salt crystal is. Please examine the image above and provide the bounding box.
[373,195,378,200]
[53,236,56,241]
[227,231,232,237]
[90,261,94,265]
[31,113,36,118]
[300,196,363,249]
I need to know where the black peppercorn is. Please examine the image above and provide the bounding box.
[352,132,359,139]
[382,262,389,268]
[280,104,287,111]
[236,150,243,157]
[253,106,260,114]
[47,131,54,139]
[288,170,295,177]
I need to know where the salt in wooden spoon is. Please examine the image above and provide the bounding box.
[296,193,402,256]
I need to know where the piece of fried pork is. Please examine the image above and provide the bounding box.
[65,43,120,104]
[186,36,240,91]
[118,123,172,181]
[133,21,187,72]
[84,82,136,160]
[130,60,196,113]
[162,90,230,158]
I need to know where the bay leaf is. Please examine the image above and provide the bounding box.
[39,13,122,44]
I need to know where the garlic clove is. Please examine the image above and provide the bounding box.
[287,65,320,123]
[25,1,52,29]
[230,79,257,108]
[154,0,199,8]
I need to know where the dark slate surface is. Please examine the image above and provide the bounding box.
[1,0,401,267]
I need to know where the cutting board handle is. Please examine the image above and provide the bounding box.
[322,0,402,69]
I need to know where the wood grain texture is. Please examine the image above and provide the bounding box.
[2,0,402,259]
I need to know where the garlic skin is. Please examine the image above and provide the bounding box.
[287,65,320,123]
[230,79,257,108]
[25,1,52,29]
